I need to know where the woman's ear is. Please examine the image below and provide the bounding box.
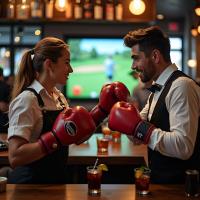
[44,58,53,71]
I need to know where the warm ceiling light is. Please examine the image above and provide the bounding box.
[187,59,197,68]
[15,36,20,43]
[5,50,10,58]
[35,29,41,36]
[157,14,164,20]
[195,5,200,16]
[197,24,200,34]
[129,0,146,15]
[55,0,67,12]
[191,26,198,37]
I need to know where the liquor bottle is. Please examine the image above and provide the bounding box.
[7,0,15,19]
[105,0,114,21]
[83,0,93,19]
[74,0,83,19]
[94,0,103,20]
[16,0,30,20]
[31,0,43,18]
[45,0,54,19]
[65,0,73,19]
[115,0,123,20]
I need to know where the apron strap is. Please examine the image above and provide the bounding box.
[25,88,44,107]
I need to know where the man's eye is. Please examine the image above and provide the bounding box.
[134,56,139,60]
[135,68,141,73]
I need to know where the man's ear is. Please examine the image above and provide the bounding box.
[151,50,160,64]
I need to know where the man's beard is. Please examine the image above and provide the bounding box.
[140,60,155,83]
[139,71,152,83]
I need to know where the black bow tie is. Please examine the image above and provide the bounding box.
[147,83,162,93]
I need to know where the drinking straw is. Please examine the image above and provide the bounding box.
[93,158,99,169]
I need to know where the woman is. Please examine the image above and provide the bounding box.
[8,37,75,183]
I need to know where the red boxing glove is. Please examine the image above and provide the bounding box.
[108,102,155,144]
[38,106,96,154]
[90,81,130,125]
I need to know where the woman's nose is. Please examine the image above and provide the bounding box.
[68,64,73,73]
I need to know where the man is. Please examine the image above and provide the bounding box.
[108,26,200,184]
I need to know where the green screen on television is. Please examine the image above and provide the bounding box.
[65,37,138,99]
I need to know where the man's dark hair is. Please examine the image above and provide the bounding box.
[124,26,171,62]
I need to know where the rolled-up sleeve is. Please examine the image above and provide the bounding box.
[8,92,42,142]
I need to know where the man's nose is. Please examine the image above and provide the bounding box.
[131,62,137,70]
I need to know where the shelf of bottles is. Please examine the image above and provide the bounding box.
[0,0,124,22]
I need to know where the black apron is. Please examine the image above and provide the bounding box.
[148,70,200,184]
[8,88,69,183]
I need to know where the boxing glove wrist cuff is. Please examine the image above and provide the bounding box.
[38,131,61,155]
[134,121,155,144]
[90,105,108,126]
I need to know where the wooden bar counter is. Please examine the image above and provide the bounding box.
[69,134,148,165]
[0,184,196,200]
[0,133,147,183]
[0,133,147,166]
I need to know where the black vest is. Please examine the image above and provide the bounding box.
[148,70,200,184]
[8,88,69,183]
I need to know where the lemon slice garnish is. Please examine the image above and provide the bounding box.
[135,170,143,179]
[97,164,108,171]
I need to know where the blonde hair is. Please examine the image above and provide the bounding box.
[12,37,69,100]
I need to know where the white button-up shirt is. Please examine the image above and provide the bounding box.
[8,80,69,142]
[140,64,200,160]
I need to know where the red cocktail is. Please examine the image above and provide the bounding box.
[134,167,151,195]
[112,131,121,143]
[87,166,102,196]
[96,137,109,153]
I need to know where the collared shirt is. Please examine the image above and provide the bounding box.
[140,64,200,160]
[8,80,69,142]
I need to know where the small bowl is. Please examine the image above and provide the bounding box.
[0,177,7,193]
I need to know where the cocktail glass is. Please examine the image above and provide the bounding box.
[96,137,109,154]
[0,177,7,193]
[185,169,199,197]
[134,167,151,195]
[112,131,121,143]
[87,166,102,196]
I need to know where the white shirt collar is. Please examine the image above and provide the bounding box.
[155,63,178,86]
[29,80,59,96]
[29,80,44,94]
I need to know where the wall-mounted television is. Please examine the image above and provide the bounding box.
[65,36,138,100]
